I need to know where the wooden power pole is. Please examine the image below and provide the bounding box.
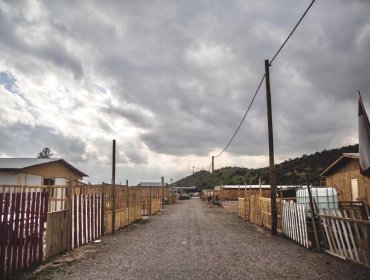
[212,156,214,173]
[112,139,116,234]
[265,59,277,236]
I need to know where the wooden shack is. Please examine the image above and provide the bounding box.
[321,153,370,205]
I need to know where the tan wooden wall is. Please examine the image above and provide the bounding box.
[151,198,161,215]
[238,194,282,233]
[325,159,370,205]
[22,161,82,181]
[46,210,69,258]
[238,198,246,220]
[221,188,269,200]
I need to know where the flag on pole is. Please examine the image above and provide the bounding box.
[358,91,370,178]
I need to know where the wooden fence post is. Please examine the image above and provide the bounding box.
[101,183,106,236]
[112,140,116,234]
[66,178,73,250]
[149,184,152,215]
[306,176,320,252]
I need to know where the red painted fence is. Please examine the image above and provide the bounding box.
[0,190,48,278]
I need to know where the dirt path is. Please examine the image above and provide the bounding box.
[44,198,369,280]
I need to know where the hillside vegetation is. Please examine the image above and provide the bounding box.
[175,144,358,189]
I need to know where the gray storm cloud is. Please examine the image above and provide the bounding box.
[0,0,369,183]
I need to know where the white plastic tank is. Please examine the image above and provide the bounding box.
[296,186,338,210]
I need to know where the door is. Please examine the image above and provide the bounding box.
[350,179,359,201]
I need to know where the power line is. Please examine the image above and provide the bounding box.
[214,74,266,158]
[270,0,316,64]
[207,161,212,172]
[204,0,316,166]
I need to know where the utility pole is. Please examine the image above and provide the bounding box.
[265,59,277,236]
[112,139,116,234]
[193,166,194,175]
[212,156,214,173]
[161,176,165,209]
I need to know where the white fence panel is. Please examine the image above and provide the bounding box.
[282,200,309,248]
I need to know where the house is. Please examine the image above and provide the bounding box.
[0,158,87,186]
[320,153,370,205]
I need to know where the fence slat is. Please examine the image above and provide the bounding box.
[282,200,309,248]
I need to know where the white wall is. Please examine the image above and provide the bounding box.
[0,172,68,187]
[0,173,18,185]
[55,178,66,185]
[23,174,42,185]
[0,172,41,185]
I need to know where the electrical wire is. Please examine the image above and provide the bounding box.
[213,74,266,158]
[270,0,316,65]
[203,0,316,166]
[207,161,212,172]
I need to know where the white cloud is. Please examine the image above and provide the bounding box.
[0,0,369,184]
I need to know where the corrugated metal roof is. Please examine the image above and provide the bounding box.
[0,158,59,169]
[0,158,87,177]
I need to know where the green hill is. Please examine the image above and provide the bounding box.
[174,144,358,189]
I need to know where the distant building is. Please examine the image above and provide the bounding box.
[0,158,87,186]
[320,153,370,205]
[139,182,163,187]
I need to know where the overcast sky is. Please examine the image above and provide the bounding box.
[0,0,369,185]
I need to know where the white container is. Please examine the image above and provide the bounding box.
[296,186,338,211]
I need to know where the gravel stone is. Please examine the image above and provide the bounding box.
[50,198,370,280]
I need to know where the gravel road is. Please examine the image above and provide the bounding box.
[50,198,370,280]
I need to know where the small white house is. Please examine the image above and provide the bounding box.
[0,158,87,186]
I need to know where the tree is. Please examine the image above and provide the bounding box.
[37,147,54,158]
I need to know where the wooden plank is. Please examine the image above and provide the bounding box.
[320,209,334,253]
[11,193,21,274]
[83,194,87,244]
[17,192,26,271]
[6,193,15,274]
[350,210,368,265]
[23,192,31,269]
[78,194,82,246]
[91,195,95,240]
[343,210,360,262]
[46,210,68,258]
[39,190,48,261]
[0,193,10,277]
[87,194,91,242]
[73,194,78,248]
[32,192,40,264]
[332,210,346,258]
[335,209,353,260]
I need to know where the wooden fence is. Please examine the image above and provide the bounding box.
[282,200,309,248]
[238,195,282,232]
[237,194,370,267]
[318,209,370,267]
[71,192,102,249]
[103,185,142,234]
[0,189,48,278]
[1,183,169,278]
[259,197,282,233]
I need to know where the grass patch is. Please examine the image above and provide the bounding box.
[135,217,150,224]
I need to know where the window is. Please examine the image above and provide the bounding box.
[43,178,55,186]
